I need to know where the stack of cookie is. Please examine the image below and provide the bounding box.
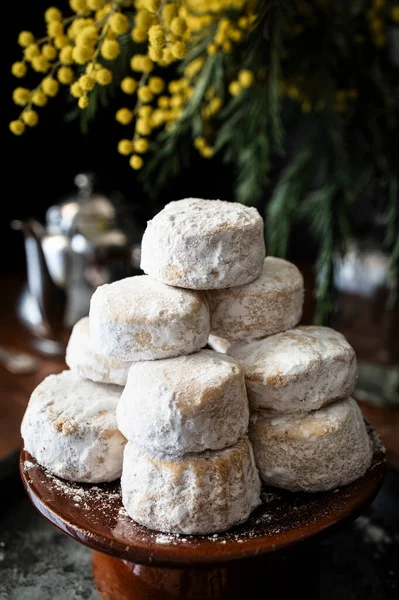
[133,197,371,498]
[21,196,372,536]
[117,351,261,534]
[228,328,372,492]
[21,320,128,483]
[87,198,265,534]
[201,238,372,493]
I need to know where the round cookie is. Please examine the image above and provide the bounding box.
[66,317,132,386]
[140,198,266,289]
[249,397,372,492]
[207,257,304,341]
[89,275,210,361]
[117,350,249,456]
[21,370,126,483]
[228,326,357,412]
[121,437,261,534]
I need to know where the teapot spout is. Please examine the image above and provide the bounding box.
[11,219,45,246]
[11,219,66,339]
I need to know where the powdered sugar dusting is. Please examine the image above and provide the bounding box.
[154,534,177,545]
[355,515,398,558]
[23,460,36,471]
[36,468,123,517]
[368,425,386,455]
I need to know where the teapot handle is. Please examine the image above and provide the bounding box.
[11,219,67,339]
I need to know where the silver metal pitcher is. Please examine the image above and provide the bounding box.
[12,174,141,356]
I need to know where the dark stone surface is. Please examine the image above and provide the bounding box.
[0,499,96,599]
[0,467,397,600]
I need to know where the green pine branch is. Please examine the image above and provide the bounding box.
[385,176,399,306]
[266,146,313,257]
[215,1,289,206]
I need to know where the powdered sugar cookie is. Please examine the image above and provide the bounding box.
[249,398,372,492]
[117,350,248,455]
[21,370,125,483]
[121,437,261,534]
[89,275,210,361]
[229,326,356,412]
[66,317,132,386]
[141,198,266,289]
[207,257,304,341]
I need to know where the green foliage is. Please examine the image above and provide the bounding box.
[385,176,399,306]
[69,0,399,321]
[214,1,288,206]
[267,147,313,257]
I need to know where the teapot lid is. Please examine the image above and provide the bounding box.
[46,173,118,238]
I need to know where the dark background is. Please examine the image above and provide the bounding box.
[3,0,239,275]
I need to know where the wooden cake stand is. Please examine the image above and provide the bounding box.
[20,431,385,600]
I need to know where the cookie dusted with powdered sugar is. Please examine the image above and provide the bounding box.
[89,275,210,361]
[249,398,372,492]
[207,257,304,341]
[229,326,356,412]
[117,350,249,456]
[21,371,125,483]
[121,437,261,534]
[66,317,132,386]
[140,198,266,289]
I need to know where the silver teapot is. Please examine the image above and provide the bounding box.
[13,174,141,356]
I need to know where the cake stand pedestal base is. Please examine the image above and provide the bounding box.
[92,548,313,600]
[93,550,233,600]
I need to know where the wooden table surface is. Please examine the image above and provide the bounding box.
[0,275,65,461]
[0,273,398,465]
